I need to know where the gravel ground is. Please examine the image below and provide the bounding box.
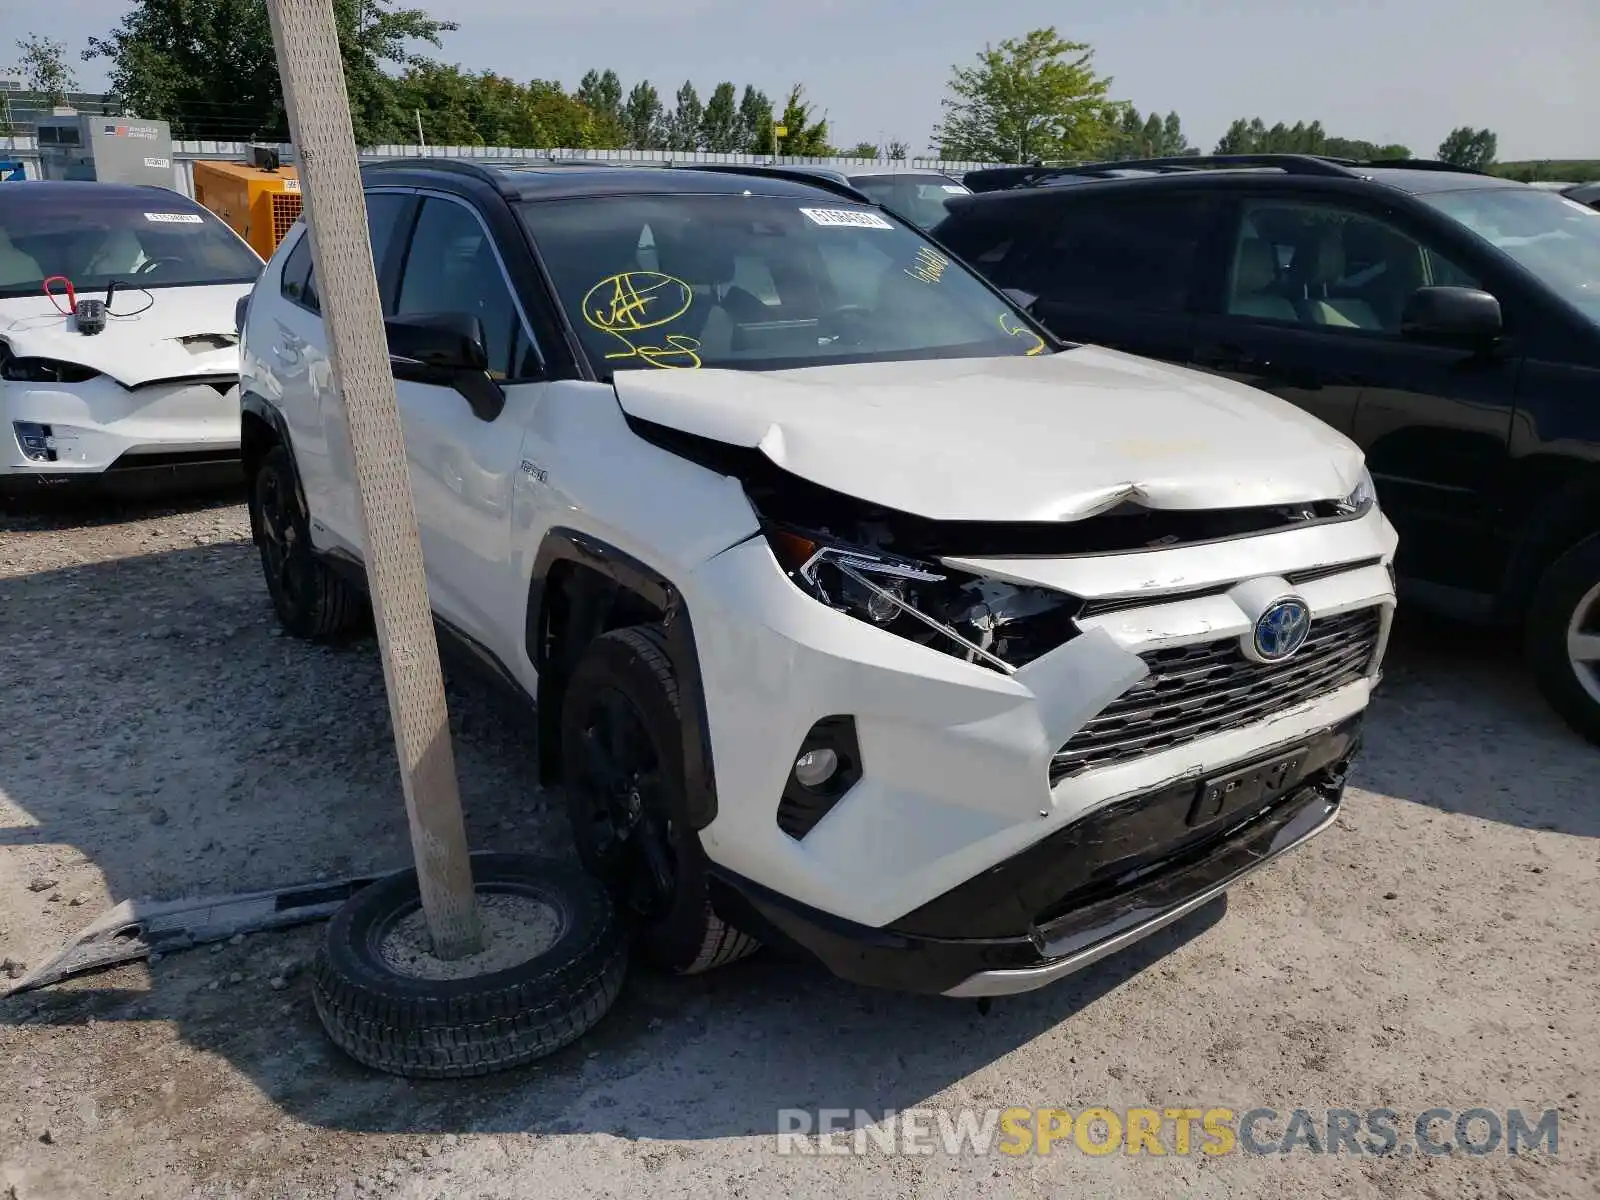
[1,491,1596,1199]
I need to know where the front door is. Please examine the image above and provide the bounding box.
[386,193,549,662]
[1190,195,1521,593]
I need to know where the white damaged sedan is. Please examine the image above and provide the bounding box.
[0,181,262,496]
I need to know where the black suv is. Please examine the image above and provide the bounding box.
[934,153,1600,744]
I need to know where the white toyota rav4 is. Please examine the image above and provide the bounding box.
[1,181,261,496]
[239,160,1397,998]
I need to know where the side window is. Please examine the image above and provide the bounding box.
[1225,200,1483,334]
[934,214,1025,287]
[279,225,315,311]
[1019,194,1214,313]
[393,197,539,382]
[363,191,413,314]
[280,192,413,316]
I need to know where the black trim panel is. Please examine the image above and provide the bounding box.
[526,527,719,830]
[708,733,1357,996]
[908,715,1362,939]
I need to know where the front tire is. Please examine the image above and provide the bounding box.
[248,443,366,639]
[1526,533,1600,745]
[559,626,759,974]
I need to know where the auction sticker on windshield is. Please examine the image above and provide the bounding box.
[800,208,893,230]
[144,212,205,223]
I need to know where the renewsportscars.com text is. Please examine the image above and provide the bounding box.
[775,1106,1560,1157]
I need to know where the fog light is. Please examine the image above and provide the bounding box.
[13,421,57,463]
[793,748,839,789]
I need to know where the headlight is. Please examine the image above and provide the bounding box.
[764,526,1081,673]
[1336,467,1376,515]
[0,346,100,384]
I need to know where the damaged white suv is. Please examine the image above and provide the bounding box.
[239,160,1397,997]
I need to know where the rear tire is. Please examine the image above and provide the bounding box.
[559,625,760,975]
[1525,533,1600,746]
[248,443,366,639]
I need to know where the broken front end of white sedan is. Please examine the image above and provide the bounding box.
[0,182,261,496]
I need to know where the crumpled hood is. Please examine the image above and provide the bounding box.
[0,284,251,387]
[610,346,1366,522]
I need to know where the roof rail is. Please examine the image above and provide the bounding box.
[1353,157,1493,176]
[361,156,522,195]
[1076,153,1360,177]
[676,162,872,204]
[963,153,1369,192]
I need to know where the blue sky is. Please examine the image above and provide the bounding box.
[13,0,1598,159]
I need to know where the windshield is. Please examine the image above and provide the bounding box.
[847,174,972,230]
[518,193,1047,377]
[0,188,262,300]
[1419,187,1600,322]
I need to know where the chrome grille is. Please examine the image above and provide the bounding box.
[1051,606,1381,782]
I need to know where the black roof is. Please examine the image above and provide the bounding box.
[361,158,872,203]
[958,154,1528,201]
[0,179,204,202]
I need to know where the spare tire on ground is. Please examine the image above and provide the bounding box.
[310,852,626,1079]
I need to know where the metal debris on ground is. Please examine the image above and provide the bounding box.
[1,872,384,998]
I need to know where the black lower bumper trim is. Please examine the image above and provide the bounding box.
[1,453,243,499]
[708,718,1362,996]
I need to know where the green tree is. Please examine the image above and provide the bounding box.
[623,80,665,150]
[736,84,770,153]
[770,83,829,156]
[845,141,880,159]
[85,0,455,145]
[666,80,703,152]
[933,27,1118,162]
[1438,126,1498,170]
[10,33,78,107]
[699,81,739,152]
[397,67,596,148]
[1213,116,1409,161]
[887,139,910,160]
[1103,106,1192,159]
[576,68,625,147]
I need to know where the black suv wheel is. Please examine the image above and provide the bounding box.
[248,443,367,639]
[559,626,759,974]
[1526,533,1600,745]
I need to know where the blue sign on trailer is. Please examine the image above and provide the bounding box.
[0,160,26,181]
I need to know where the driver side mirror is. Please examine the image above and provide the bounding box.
[385,312,504,422]
[1400,286,1502,349]
[1001,287,1038,312]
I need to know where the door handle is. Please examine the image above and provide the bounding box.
[1198,343,1262,370]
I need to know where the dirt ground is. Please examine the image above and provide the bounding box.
[1,491,1596,1199]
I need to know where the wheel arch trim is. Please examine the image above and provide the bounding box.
[526,526,719,830]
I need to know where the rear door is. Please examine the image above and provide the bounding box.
[1006,189,1222,366]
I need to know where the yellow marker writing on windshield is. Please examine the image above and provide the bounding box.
[905,246,949,285]
[998,312,1047,355]
[581,271,702,369]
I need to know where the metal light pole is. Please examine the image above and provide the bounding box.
[263,0,482,958]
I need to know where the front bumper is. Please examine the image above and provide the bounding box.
[710,717,1360,996]
[2,377,243,493]
[685,506,1396,933]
